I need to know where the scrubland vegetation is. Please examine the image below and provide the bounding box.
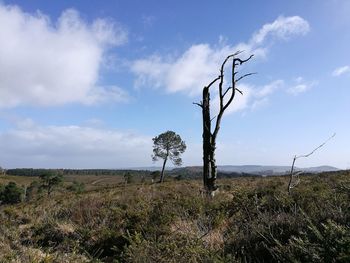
[0,170,349,262]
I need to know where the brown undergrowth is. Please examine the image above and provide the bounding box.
[0,171,349,262]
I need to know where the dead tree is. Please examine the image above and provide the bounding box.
[194,51,254,195]
[288,133,336,194]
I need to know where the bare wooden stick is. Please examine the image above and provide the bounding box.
[193,102,203,108]
[288,133,336,194]
[235,72,257,83]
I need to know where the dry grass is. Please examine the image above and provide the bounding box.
[0,175,38,186]
[0,170,349,262]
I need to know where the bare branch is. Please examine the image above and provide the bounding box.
[222,55,254,111]
[235,87,243,95]
[205,76,220,90]
[288,133,336,194]
[221,51,244,71]
[232,50,244,56]
[222,87,232,98]
[221,56,237,112]
[219,51,244,98]
[213,56,236,140]
[193,102,203,108]
[213,53,255,140]
[222,86,243,98]
[219,54,237,101]
[296,133,336,159]
[221,79,246,100]
[210,116,217,122]
[234,54,254,65]
[235,72,257,83]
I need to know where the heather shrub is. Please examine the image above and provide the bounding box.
[0,171,349,262]
[0,182,23,204]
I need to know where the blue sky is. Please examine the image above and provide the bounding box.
[0,0,349,169]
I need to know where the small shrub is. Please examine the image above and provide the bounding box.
[0,182,23,204]
[67,181,85,193]
[124,172,134,184]
[269,219,350,262]
[26,180,40,201]
[0,183,4,200]
[151,171,160,183]
[39,170,63,196]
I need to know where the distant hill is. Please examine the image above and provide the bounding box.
[6,165,336,178]
[302,165,340,173]
[170,165,340,176]
[127,166,173,172]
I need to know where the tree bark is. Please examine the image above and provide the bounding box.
[202,86,218,193]
[202,86,211,188]
[208,141,217,192]
[159,157,168,183]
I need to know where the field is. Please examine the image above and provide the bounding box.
[1,174,125,192]
[1,170,350,262]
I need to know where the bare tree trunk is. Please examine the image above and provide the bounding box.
[202,86,217,193]
[159,157,167,183]
[202,86,211,189]
[195,52,255,197]
[208,142,217,192]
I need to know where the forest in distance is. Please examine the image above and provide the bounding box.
[3,163,340,178]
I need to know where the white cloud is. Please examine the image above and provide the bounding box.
[0,123,152,168]
[0,4,128,108]
[332,65,350,77]
[288,84,309,95]
[287,78,317,95]
[211,80,284,115]
[132,55,172,90]
[131,43,255,96]
[250,16,310,45]
[131,15,310,97]
[84,86,129,104]
[211,84,253,115]
[251,97,269,111]
[256,80,284,97]
[250,80,284,110]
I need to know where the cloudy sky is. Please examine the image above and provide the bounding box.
[0,0,349,169]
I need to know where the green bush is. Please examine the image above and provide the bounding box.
[0,182,23,204]
[122,232,221,263]
[39,170,63,196]
[25,180,40,201]
[0,183,4,197]
[67,181,85,193]
[124,172,134,184]
[269,219,350,262]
